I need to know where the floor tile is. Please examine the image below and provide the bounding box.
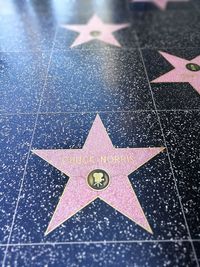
[159,111,200,239]
[0,52,49,114]
[129,0,197,12]
[0,115,36,243]
[40,50,154,112]
[9,112,189,243]
[0,247,5,266]
[0,16,55,52]
[142,48,200,110]
[0,1,56,52]
[194,241,200,264]
[34,0,130,23]
[5,242,197,267]
[131,10,200,49]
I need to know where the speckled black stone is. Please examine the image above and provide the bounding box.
[0,0,199,266]
[159,111,200,239]
[0,12,56,52]
[142,48,200,110]
[5,242,197,267]
[27,0,130,24]
[0,115,35,243]
[0,52,49,114]
[129,0,197,12]
[9,112,189,244]
[194,242,200,264]
[40,49,154,112]
[131,10,200,49]
[0,247,5,266]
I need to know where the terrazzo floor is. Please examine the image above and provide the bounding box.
[0,0,200,266]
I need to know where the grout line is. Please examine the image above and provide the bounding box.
[0,239,198,247]
[1,28,58,267]
[138,47,200,267]
[0,109,200,117]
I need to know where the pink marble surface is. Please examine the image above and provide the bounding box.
[62,14,129,47]
[152,51,200,95]
[33,115,165,235]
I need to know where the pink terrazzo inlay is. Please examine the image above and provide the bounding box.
[152,51,200,95]
[33,115,165,235]
[62,14,129,48]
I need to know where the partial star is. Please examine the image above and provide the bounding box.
[132,0,189,10]
[61,14,129,47]
[151,51,200,95]
[33,115,165,235]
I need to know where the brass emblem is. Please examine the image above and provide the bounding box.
[90,30,101,37]
[87,169,110,190]
[186,63,200,72]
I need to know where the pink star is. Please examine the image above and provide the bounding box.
[32,115,165,235]
[151,51,200,95]
[132,0,189,10]
[61,14,129,47]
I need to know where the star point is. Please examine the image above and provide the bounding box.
[61,14,129,48]
[132,0,189,10]
[33,115,165,235]
[151,51,200,95]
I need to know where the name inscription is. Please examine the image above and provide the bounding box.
[62,155,134,165]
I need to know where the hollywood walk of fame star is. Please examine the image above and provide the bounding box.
[132,0,189,10]
[61,14,129,48]
[151,51,200,95]
[32,115,165,235]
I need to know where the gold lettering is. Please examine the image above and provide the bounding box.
[62,154,134,166]
[120,156,126,163]
[114,156,121,163]
[100,156,107,163]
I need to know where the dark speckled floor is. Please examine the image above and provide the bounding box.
[0,0,199,266]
